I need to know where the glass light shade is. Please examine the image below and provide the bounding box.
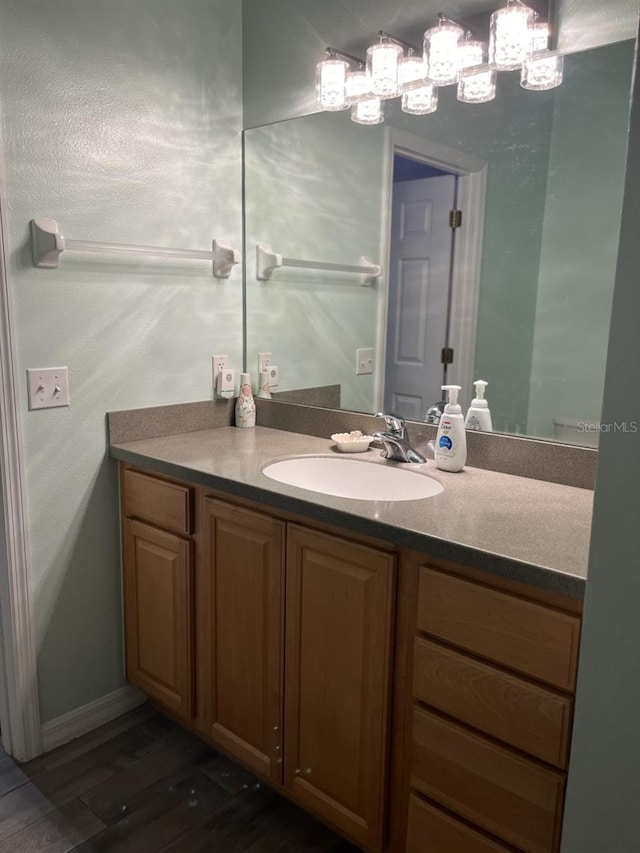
[424,20,464,86]
[398,55,429,91]
[345,68,373,104]
[315,58,349,111]
[521,54,564,90]
[401,85,438,115]
[351,97,384,125]
[366,41,402,98]
[489,3,535,70]
[458,66,497,103]
[459,39,485,70]
[531,21,551,53]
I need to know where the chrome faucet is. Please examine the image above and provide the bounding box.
[373,413,427,464]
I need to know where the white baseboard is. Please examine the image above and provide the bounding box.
[41,685,146,754]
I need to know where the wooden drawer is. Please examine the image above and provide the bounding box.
[123,468,192,535]
[411,708,565,853]
[413,637,572,768]
[407,794,513,853]
[411,707,565,853]
[417,567,580,691]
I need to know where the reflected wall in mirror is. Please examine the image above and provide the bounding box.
[244,40,634,445]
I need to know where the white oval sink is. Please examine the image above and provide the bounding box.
[262,456,443,501]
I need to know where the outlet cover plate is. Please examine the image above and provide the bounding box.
[258,352,272,374]
[212,354,229,380]
[27,367,70,410]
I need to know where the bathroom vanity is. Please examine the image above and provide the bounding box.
[111,424,589,853]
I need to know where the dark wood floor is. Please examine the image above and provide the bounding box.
[0,705,359,852]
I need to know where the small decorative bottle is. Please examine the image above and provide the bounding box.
[257,369,271,399]
[235,372,256,428]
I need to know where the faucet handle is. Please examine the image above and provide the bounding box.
[375,412,405,433]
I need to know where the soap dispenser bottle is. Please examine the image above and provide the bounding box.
[465,380,493,432]
[435,385,467,472]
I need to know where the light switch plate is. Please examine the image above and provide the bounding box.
[27,367,70,410]
[356,348,374,375]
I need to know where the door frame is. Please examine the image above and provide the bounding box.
[376,128,488,414]
[0,176,42,760]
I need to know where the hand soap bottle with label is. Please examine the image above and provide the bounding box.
[465,380,493,432]
[434,385,467,472]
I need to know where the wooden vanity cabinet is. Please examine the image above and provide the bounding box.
[284,525,395,850]
[119,463,583,853]
[404,565,582,853]
[196,488,395,850]
[121,469,195,721]
[201,497,285,785]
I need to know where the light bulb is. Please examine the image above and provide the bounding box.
[424,18,464,86]
[489,1,535,71]
[457,39,496,104]
[401,85,438,115]
[366,41,402,98]
[521,54,564,90]
[315,58,349,111]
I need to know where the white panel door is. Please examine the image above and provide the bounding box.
[383,175,456,420]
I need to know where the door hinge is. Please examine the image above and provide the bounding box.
[441,347,455,365]
[449,209,462,229]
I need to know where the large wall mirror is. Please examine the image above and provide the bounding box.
[243,35,635,446]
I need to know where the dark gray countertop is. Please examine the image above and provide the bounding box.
[110,426,593,598]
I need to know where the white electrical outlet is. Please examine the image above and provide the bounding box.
[355,348,374,375]
[258,352,272,374]
[27,367,70,410]
[212,354,229,383]
[268,365,279,388]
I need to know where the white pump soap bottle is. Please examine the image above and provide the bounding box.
[465,380,493,432]
[434,385,467,472]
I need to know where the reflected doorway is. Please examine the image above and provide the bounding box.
[383,157,458,419]
[377,129,488,419]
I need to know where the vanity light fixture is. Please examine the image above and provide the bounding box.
[489,0,536,70]
[400,58,438,116]
[521,19,564,90]
[457,35,497,104]
[315,4,563,126]
[346,67,384,124]
[316,47,385,125]
[367,33,403,98]
[387,35,438,116]
[316,49,357,111]
[424,14,465,86]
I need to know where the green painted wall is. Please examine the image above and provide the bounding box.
[561,29,640,851]
[0,0,243,723]
[528,41,634,440]
[245,113,385,413]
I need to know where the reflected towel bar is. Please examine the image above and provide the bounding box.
[30,219,240,278]
[256,242,381,285]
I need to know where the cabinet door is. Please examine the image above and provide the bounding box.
[203,499,285,784]
[285,524,395,851]
[123,518,193,719]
